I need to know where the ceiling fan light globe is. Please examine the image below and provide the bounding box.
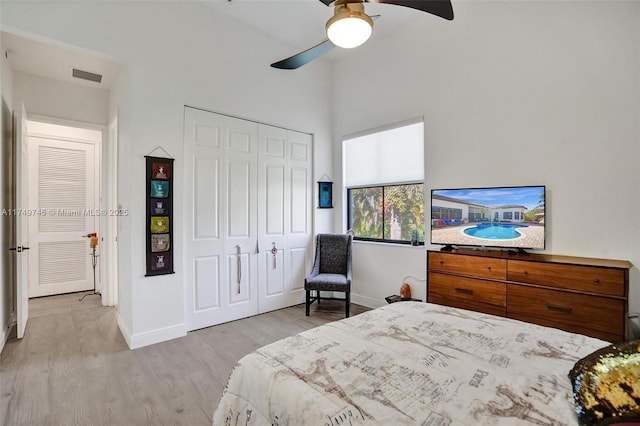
[326,13,373,49]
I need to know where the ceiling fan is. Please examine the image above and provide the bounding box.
[270,0,454,70]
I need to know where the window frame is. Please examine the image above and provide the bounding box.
[347,181,425,245]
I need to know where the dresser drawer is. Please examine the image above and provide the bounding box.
[429,253,507,280]
[429,272,506,316]
[507,260,625,297]
[507,285,624,335]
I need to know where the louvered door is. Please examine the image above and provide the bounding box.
[28,134,99,297]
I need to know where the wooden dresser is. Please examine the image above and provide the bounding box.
[427,249,632,343]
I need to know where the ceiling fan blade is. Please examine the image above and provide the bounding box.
[271,39,335,70]
[365,0,453,20]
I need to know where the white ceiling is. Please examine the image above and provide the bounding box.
[1,0,430,89]
[206,0,334,50]
[2,31,122,91]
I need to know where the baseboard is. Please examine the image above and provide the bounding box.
[118,315,186,350]
[351,293,386,310]
[117,314,133,348]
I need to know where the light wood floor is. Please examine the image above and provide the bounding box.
[0,293,369,425]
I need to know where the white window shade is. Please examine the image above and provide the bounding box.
[344,121,424,187]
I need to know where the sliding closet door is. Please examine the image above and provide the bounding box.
[257,125,312,313]
[184,107,258,331]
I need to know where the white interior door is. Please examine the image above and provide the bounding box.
[257,125,312,313]
[27,122,101,298]
[184,108,259,331]
[15,103,29,338]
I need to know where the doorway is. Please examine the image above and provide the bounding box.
[12,113,119,340]
[2,30,122,344]
[26,119,101,298]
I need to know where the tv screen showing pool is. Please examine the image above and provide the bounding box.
[430,185,546,250]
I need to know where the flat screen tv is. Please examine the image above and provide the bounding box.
[430,185,546,251]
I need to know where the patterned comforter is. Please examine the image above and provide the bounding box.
[212,302,608,425]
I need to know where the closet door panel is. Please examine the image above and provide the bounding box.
[222,116,258,318]
[193,156,219,240]
[194,256,220,311]
[184,108,258,330]
[226,160,251,238]
[286,130,313,297]
[265,164,285,235]
[258,125,312,313]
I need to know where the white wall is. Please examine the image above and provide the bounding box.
[0,34,15,352]
[108,66,133,340]
[352,243,426,308]
[13,72,109,125]
[1,1,333,348]
[333,1,640,313]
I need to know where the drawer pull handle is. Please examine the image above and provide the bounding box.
[440,261,444,265]
[593,279,601,284]
[487,266,492,272]
[455,288,474,295]
[546,304,572,313]
[522,271,528,275]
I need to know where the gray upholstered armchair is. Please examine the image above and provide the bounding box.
[304,233,353,317]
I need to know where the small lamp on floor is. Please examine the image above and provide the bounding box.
[79,232,100,301]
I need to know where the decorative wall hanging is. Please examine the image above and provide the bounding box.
[145,153,175,276]
[318,173,333,209]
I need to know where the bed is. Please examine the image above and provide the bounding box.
[212,302,610,425]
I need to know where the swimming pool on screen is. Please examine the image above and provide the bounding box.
[463,223,527,240]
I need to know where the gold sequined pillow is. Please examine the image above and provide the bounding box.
[569,340,640,425]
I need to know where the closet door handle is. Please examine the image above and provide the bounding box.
[271,242,278,269]
[236,245,242,294]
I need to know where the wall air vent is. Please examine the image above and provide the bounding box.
[72,68,102,83]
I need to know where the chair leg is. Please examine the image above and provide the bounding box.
[345,291,350,318]
[305,290,310,316]
[317,290,320,304]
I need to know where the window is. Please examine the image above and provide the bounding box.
[348,183,424,242]
[432,206,462,220]
[469,212,484,222]
[503,212,513,220]
[343,120,424,244]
